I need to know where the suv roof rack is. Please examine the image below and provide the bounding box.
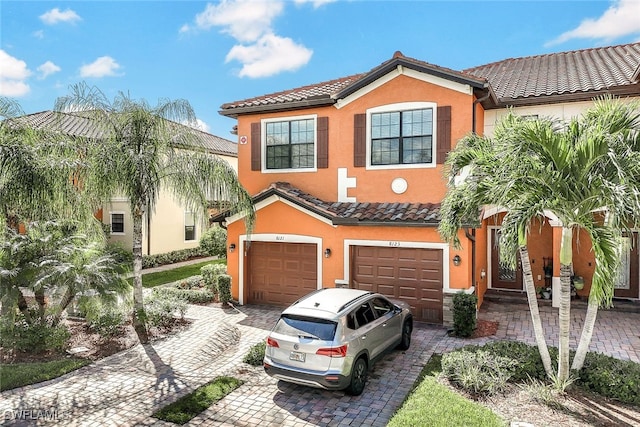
[337,291,373,313]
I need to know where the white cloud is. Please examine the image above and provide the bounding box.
[547,0,640,45]
[79,56,123,78]
[33,30,45,39]
[195,118,211,133]
[226,33,313,78]
[193,0,284,42]
[187,0,315,78]
[0,50,31,97]
[40,8,82,25]
[37,61,61,79]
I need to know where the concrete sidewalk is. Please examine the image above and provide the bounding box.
[125,256,219,279]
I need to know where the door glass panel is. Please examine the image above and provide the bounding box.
[616,237,631,290]
[495,230,516,282]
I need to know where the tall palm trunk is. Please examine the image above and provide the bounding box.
[557,227,573,382]
[519,246,554,377]
[132,207,148,344]
[571,293,599,370]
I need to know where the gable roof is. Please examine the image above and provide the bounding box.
[11,110,238,157]
[212,182,441,226]
[219,43,640,117]
[464,42,640,106]
[219,52,493,118]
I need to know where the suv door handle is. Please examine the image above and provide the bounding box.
[361,335,367,340]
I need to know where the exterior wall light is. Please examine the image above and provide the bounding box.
[229,243,236,253]
[452,255,461,266]
[324,248,332,258]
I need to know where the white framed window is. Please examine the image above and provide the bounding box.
[184,211,196,241]
[366,102,437,170]
[263,114,317,172]
[110,212,125,235]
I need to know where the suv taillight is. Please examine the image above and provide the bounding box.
[266,337,279,348]
[316,344,347,357]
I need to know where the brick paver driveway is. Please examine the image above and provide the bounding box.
[2,301,638,426]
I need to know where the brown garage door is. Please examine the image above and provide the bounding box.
[352,246,443,323]
[247,242,318,306]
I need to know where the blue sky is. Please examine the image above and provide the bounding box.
[2,0,640,138]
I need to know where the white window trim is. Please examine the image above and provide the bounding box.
[261,114,318,173]
[366,102,437,170]
[184,211,197,242]
[109,211,125,236]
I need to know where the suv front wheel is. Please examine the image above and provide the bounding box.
[346,357,368,396]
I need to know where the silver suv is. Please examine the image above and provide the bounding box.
[263,288,413,396]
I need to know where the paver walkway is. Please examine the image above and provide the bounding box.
[2,300,639,426]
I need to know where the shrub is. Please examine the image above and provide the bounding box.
[146,290,188,328]
[78,297,129,337]
[452,292,477,337]
[154,286,215,304]
[105,242,134,269]
[441,349,516,396]
[0,315,70,353]
[217,274,232,304]
[243,341,266,366]
[142,247,208,269]
[201,263,227,299]
[176,275,205,290]
[577,351,640,405]
[199,226,227,258]
[458,340,556,382]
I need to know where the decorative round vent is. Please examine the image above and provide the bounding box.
[391,178,408,194]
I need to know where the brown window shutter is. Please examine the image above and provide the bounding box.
[250,122,261,171]
[436,106,451,164]
[354,113,366,167]
[317,116,329,169]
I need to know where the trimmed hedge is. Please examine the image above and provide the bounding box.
[217,274,232,304]
[142,247,209,269]
[452,292,477,337]
[153,286,215,304]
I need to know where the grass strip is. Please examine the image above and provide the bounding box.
[126,259,225,288]
[1,358,91,391]
[387,354,504,427]
[153,376,242,425]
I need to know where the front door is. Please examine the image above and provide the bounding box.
[615,232,639,299]
[490,228,523,290]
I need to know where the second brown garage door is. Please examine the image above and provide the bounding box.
[352,246,443,323]
[246,242,318,306]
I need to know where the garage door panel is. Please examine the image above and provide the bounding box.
[353,246,443,323]
[248,242,317,306]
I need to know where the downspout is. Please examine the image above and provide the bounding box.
[472,90,491,134]
[465,229,477,290]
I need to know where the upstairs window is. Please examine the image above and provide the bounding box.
[110,213,124,234]
[184,212,196,241]
[265,117,315,170]
[371,108,433,166]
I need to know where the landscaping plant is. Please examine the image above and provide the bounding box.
[451,292,477,337]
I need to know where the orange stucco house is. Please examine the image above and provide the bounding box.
[213,43,640,325]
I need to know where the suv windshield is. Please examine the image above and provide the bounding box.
[274,315,337,341]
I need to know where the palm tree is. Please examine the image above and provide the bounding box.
[54,82,255,343]
[0,97,97,234]
[439,96,640,384]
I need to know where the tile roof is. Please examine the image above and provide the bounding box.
[12,110,238,157]
[216,182,441,226]
[219,51,490,116]
[464,43,640,104]
[219,43,640,115]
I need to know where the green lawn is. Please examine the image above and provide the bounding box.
[153,376,242,424]
[126,259,225,288]
[387,355,505,427]
[1,358,91,391]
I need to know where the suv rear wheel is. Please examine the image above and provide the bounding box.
[397,320,411,350]
[346,357,368,396]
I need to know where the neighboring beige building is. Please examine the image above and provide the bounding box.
[19,111,238,255]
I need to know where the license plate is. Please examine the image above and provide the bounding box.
[289,351,306,362]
